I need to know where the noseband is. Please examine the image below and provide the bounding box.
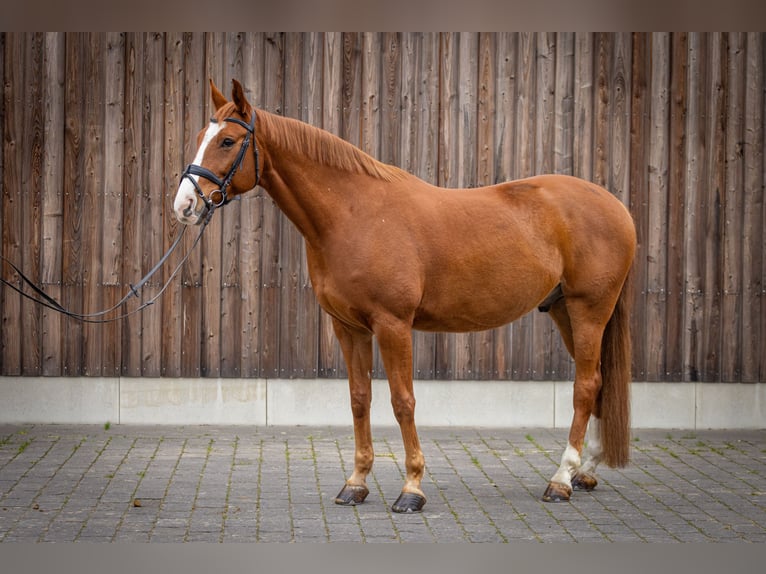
[180,112,260,212]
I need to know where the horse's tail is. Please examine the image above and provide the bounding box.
[598,265,633,468]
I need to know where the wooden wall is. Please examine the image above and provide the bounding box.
[1,32,764,383]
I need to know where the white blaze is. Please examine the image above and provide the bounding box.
[173,120,224,223]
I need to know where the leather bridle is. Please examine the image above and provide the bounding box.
[180,110,260,213]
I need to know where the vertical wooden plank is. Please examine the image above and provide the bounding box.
[239,32,264,378]
[476,32,497,380]
[198,32,225,377]
[533,32,556,382]
[492,33,517,379]
[611,33,632,205]
[319,32,344,378]
[301,31,336,377]
[380,32,401,168]
[279,31,304,380]
[78,33,106,377]
[259,32,284,379]
[139,32,165,376]
[682,32,706,382]
[665,33,688,382]
[628,33,650,381]
[435,33,458,379]
[219,32,245,378]
[645,32,670,381]
[551,32,576,381]
[721,32,746,382]
[0,32,5,373]
[100,32,125,376]
[408,32,440,379]
[160,31,185,378]
[742,32,764,382]
[21,34,44,375]
[511,32,535,380]
[62,33,85,376]
[451,31,483,379]
[121,32,144,376]
[1,33,26,375]
[341,31,362,142]
[180,31,206,378]
[701,33,726,381]
[554,33,575,176]
[573,32,594,181]
[41,32,65,376]
[81,33,106,376]
[593,33,612,189]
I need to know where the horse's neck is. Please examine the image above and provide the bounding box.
[256,114,388,244]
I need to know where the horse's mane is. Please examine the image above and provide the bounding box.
[256,109,408,183]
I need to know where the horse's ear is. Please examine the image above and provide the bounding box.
[210,79,228,110]
[231,79,251,117]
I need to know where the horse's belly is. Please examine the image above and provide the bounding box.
[412,275,556,333]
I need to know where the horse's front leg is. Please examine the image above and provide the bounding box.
[332,318,375,506]
[375,319,426,513]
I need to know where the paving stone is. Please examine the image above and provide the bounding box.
[0,425,764,542]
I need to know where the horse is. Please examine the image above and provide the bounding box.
[173,79,636,513]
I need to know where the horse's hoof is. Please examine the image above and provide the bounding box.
[391,492,426,513]
[542,481,572,502]
[334,484,369,506]
[572,472,598,491]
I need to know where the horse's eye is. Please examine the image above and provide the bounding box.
[222,138,235,149]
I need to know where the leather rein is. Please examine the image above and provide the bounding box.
[0,111,259,324]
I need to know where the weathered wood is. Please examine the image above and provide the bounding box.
[722,33,746,382]
[40,32,65,376]
[180,32,205,377]
[702,33,727,381]
[120,32,144,376]
[683,32,706,382]
[238,32,264,378]
[2,34,25,375]
[81,33,105,377]
[629,32,650,381]
[139,33,165,377]
[20,34,44,375]
[159,32,184,378]
[1,32,764,384]
[100,32,125,376]
[61,33,85,376]
[742,33,764,382]
[665,32,688,382]
[645,33,670,381]
[219,32,244,378]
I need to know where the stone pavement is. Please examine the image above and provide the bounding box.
[0,424,764,543]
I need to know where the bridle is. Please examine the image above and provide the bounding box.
[180,109,260,212]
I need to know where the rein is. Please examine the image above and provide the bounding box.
[1,110,258,324]
[0,208,215,324]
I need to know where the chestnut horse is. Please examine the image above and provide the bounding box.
[173,79,636,513]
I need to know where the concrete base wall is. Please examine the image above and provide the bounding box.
[0,377,763,429]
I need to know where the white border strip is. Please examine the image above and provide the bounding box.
[0,377,763,429]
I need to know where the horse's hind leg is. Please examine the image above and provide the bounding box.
[332,319,375,506]
[543,297,609,502]
[547,298,601,494]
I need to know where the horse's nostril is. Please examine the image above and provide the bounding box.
[183,198,194,218]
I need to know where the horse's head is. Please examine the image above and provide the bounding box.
[173,79,260,225]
